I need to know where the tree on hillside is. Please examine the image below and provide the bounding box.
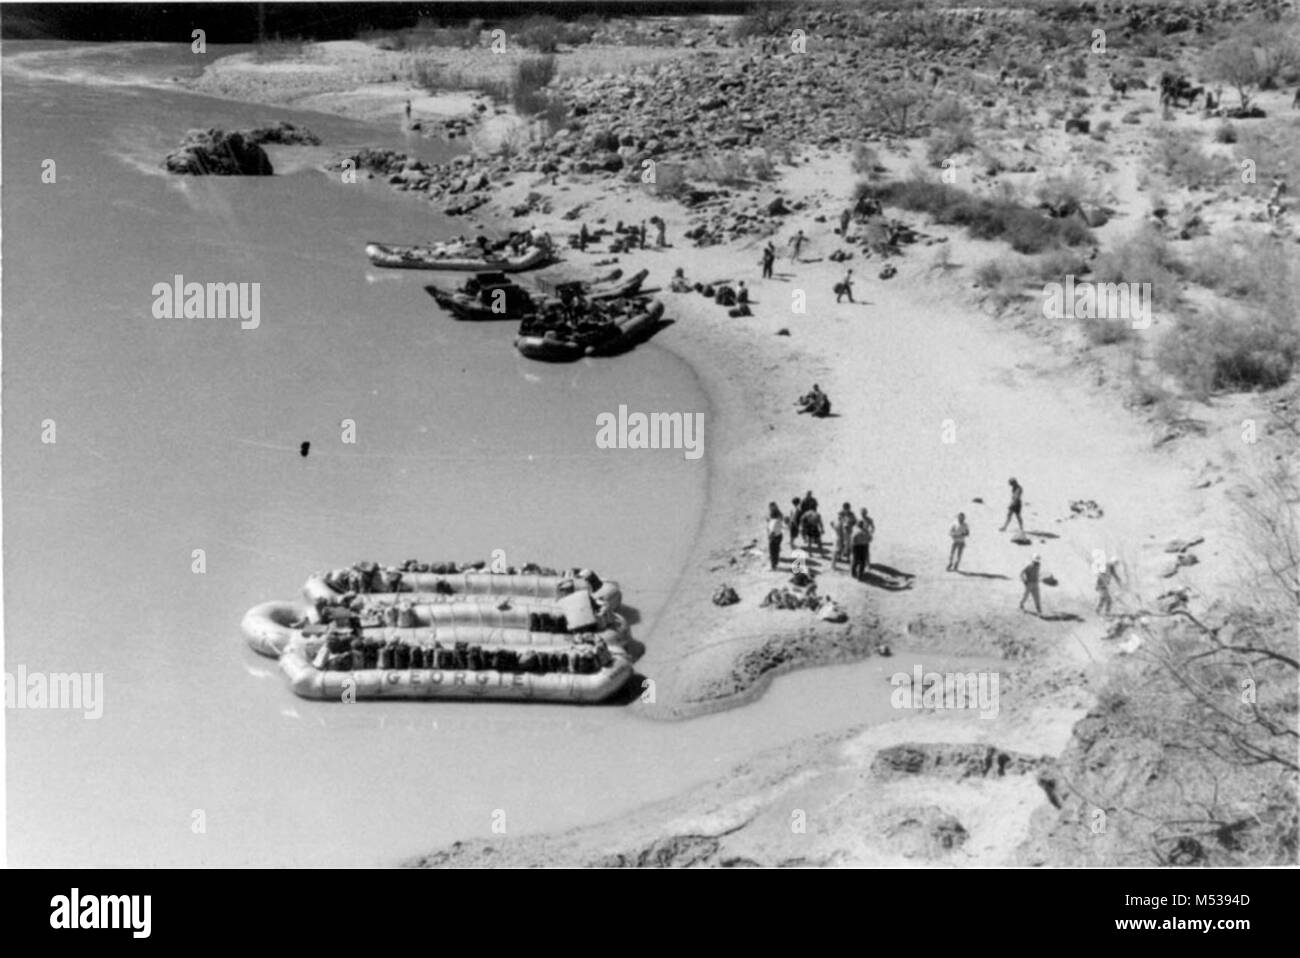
[1203,19,1300,109]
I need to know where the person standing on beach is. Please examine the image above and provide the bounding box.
[405,99,412,121]
[766,502,785,571]
[999,478,1024,533]
[858,508,875,570]
[840,208,851,236]
[788,496,805,547]
[790,229,807,262]
[761,243,775,279]
[1095,555,1122,615]
[655,217,667,247]
[850,521,871,580]
[836,269,855,303]
[832,503,856,571]
[801,504,826,556]
[1019,555,1043,616]
[639,221,648,249]
[947,512,970,571]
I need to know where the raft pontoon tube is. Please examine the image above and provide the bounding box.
[303,568,622,613]
[278,638,633,702]
[240,600,633,702]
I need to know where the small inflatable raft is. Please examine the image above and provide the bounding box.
[366,241,553,272]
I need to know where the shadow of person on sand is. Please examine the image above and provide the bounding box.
[1025,530,1061,539]
[1036,612,1085,622]
[956,570,1011,580]
[871,562,915,580]
[618,604,643,627]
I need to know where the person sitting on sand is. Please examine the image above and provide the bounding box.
[670,267,691,293]
[999,478,1024,533]
[947,512,970,571]
[737,281,749,304]
[796,384,832,417]
[766,502,785,571]
[1019,554,1043,616]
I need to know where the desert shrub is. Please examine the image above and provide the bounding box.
[1182,231,1297,303]
[1035,172,1097,216]
[510,55,557,115]
[1157,306,1300,394]
[1151,129,1227,190]
[867,82,931,136]
[1203,16,1300,109]
[1032,246,1091,281]
[857,178,1094,254]
[1083,317,1135,346]
[851,143,881,177]
[732,1,797,40]
[1091,224,1183,314]
[975,259,1008,288]
[648,162,691,199]
[928,96,970,128]
[925,124,976,166]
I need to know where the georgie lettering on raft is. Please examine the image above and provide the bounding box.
[151,274,260,329]
[594,405,704,460]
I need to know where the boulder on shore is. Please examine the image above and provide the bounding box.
[164,128,273,175]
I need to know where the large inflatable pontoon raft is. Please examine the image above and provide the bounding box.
[242,561,632,703]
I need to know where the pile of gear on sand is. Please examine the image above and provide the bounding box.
[666,268,754,317]
[761,571,848,622]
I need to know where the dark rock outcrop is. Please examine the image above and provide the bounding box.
[164,128,273,175]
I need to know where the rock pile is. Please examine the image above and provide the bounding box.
[164,128,273,175]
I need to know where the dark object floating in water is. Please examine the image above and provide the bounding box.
[300,442,310,458]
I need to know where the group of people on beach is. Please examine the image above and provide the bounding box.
[767,493,876,581]
[764,476,1125,619]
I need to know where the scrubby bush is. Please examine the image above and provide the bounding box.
[1083,317,1134,346]
[1151,128,1227,190]
[1203,17,1300,109]
[1157,306,1300,394]
[648,162,691,199]
[851,143,881,177]
[510,55,557,115]
[857,178,1094,254]
[925,124,976,166]
[1091,224,1183,315]
[867,82,931,136]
